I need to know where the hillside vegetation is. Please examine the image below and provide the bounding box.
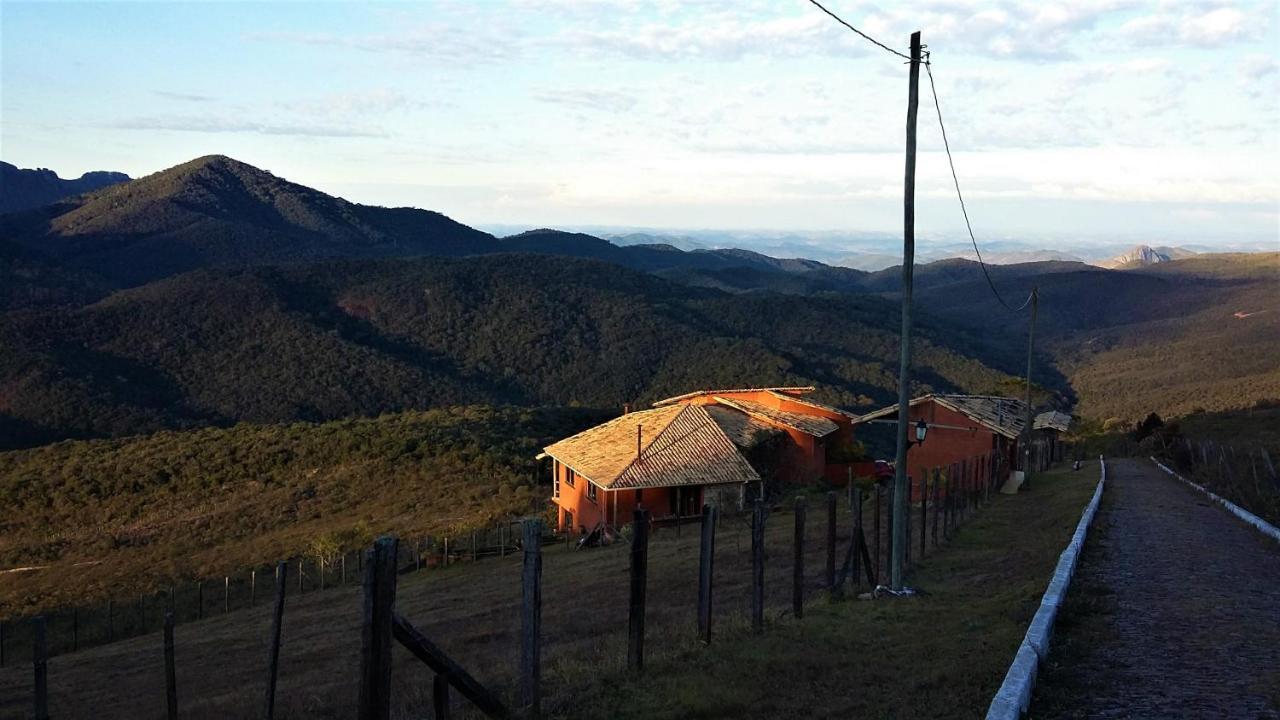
[0,405,606,615]
[0,253,1031,449]
[0,161,129,214]
[908,253,1280,423]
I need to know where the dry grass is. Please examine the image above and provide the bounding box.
[0,463,1098,719]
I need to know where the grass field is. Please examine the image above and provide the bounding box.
[0,462,1098,719]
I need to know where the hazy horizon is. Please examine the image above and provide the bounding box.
[3,0,1277,250]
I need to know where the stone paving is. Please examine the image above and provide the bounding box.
[1034,458,1280,719]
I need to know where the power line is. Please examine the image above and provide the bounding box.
[805,0,911,61]
[924,55,1033,313]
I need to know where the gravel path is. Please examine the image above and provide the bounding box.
[1034,457,1280,719]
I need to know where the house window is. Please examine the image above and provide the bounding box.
[564,467,576,488]
[587,483,598,503]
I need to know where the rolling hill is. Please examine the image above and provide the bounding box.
[1,155,501,286]
[0,161,129,214]
[907,253,1280,423]
[0,253,1037,450]
[0,153,1272,437]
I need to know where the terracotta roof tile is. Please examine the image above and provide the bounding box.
[713,396,840,437]
[1034,410,1072,432]
[652,386,816,407]
[706,405,784,448]
[543,404,759,490]
[854,394,1029,439]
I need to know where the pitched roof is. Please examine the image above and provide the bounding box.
[652,386,816,407]
[712,396,840,437]
[1034,410,1072,432]
[543,404,760,490]
[763,389,859,419]
[705,404,785,448]
[854,394,1028,439]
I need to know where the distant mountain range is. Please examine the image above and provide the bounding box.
[0,161,130,214]
[1095,245,1198,269]
[0,154,1274,448]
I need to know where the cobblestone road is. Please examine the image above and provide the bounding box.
[1034,457,1280,719]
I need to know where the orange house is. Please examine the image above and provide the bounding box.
[652,387,858,486]
[543,403,763,534]
[543,386,862,534]
[852,394,1027,500]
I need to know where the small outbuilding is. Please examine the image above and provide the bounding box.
[542,386,865,535]
[851,394,1028,499]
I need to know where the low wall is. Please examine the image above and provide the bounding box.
[985,455,1107,720]
[1150,457,1280,543]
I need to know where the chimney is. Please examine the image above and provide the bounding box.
[637,424,642,461]
[623,403,631,415]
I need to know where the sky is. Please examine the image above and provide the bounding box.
[2,0,1278,249]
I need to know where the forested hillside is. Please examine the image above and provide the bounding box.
[0,161,129,214]
[0,406,606,613]
[0,253,1032,449]
[1,155,500,286]
[908,253,1280,423]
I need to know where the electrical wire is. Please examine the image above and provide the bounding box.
[805,0,911,60]
[924,55,1034,313]
[805,1,1031,312]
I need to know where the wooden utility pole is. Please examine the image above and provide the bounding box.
[627,509,650,672]
[520,519,543,718]
[890,30,923,591]
[358,538,398,720]
[1022,287,1039,487]
[163,612,178,720]
[263,562,287,720]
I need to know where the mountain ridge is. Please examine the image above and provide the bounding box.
[0,160,130,214]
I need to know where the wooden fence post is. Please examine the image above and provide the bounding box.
[751,499,767,633]
[358,537,399,720]
[298,559,304,595]
[163,612,178,720]
[628,508,651,672]
[920,472,928,557]
[948,463,958,534]
[931,468,940,547]
[471,532,478,563]
[264,561,287,720]
[33,616,48,720]
[433,674,451,720]
[904,481,912,568]
[873,485,882,584]
[853,487,864,588]
[793,496,805,619]
[224,577,230,614]
[697,505,716,645]
[825,491,836,589]
[885,482,894,581]
[251,570,257,607]
[520,519,543,718]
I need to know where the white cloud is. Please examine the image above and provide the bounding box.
[1119,3,1268,46]
[533,88,638,113]
[110,115,385,138]
[280,89,438,117]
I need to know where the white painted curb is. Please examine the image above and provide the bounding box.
[1150,457,1280,543]
[985,455,1107,720]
